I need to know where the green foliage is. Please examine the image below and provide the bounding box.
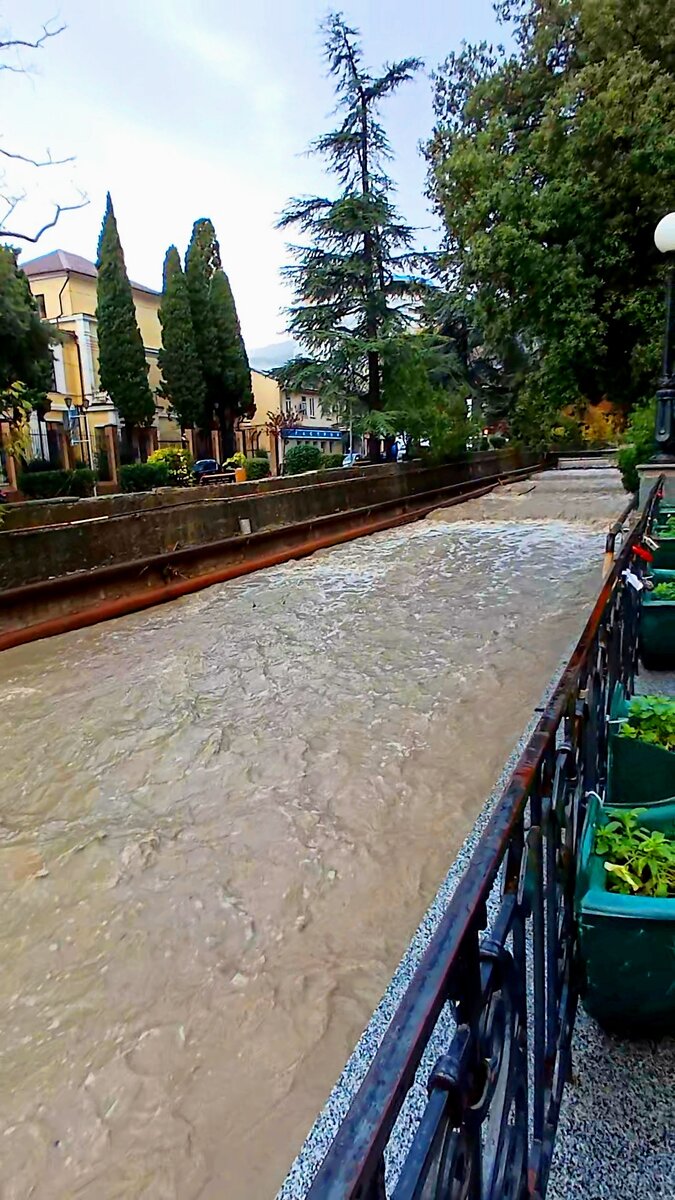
[652,582,675,601]
[252,447,268,459]
[96,194,155,428]
[21,458,57,473]
[185,219,253,453]
[619,695,675,752]
[19,467,96,499]
[618,400,655,492]
[147,446,193,486]
[279,14,423,416]
[158,246,206,430]
[659,514,675,536]
[595,809,675,898]
[323,453,344,469]
[426,0,675,429]
[245,457,271,480]
[224,452,247,469]
[119,461,170,492]
[378,333,476,459]
[0,246,52,418]
[283,444,324,474]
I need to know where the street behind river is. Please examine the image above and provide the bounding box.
[0,511,609,1198]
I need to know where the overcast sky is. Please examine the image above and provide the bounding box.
[4,0,501,348]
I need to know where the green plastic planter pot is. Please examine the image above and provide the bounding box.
[576,795,675,1034]
[653,536,675,569]
[640,585,675,668]
[607,687,675,807]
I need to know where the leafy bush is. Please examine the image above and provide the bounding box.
[147,446,193,486]
[252,447,268,459]
[619,694,675,751]
[119,461,170,492]
[21,458,55,473]
[245,457,271,480]
[652,582,675,601]
[595,809,675,897]
[283,444,323,474]
[322,452,344,469]
[618,400,655,493]
[19,467,96,499]
[224,452,248,470]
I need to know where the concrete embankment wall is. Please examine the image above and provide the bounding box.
[0,451,536,592]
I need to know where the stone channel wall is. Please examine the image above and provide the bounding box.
[0,450,536,591]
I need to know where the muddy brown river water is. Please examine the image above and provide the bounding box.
[0,514,609,1198]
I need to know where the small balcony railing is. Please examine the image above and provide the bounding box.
[306,477,663,1200]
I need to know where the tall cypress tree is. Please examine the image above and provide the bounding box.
[158,246,206,431]
[279,13,422,452]
[96,194,155,432]
[185,218,253,457]
[185,218,221,439]
[210,268,254,458]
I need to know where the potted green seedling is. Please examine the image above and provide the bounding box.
[576,796,675,1033]
[606,689,675,806]
[652,512,675,568]
[641,573,675,667]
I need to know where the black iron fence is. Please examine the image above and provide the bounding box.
[307,477,663,1200]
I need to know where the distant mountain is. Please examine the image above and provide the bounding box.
[249,339,300,372]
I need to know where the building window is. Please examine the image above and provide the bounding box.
[299,399,307,416]
[35,293,47,319]
[285,393,293,414]
[309,396,316,417]
[49,351,57,392]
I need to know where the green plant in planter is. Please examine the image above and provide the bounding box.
[595,809,675,897]
[619,695,675,750]
[659,514,675,535]
[652,581,675,601]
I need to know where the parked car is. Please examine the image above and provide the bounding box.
[192,458,220,483]
[342,452,365,467]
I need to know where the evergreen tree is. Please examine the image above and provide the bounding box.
[278,13,422,454]
[0,245,52,418]
[158,246,206,431]
[185,218,253,457]
[426,0,675,439]
[96,193,155,432]
[210,268,253,458]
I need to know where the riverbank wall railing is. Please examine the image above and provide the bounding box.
[304,476,663,1200]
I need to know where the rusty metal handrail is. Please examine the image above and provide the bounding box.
[305,476,664,1200]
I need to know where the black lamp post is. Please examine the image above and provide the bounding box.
[654,212,675,458]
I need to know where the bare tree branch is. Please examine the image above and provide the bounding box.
[0,22,66,57]
[0,144,75,168]
[1,198,89,243]
[0,20,87,243]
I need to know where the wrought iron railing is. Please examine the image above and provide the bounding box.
[307,477,664,1200]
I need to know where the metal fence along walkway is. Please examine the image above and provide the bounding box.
[302,478,663,1200]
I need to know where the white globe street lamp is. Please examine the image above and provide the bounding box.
[654,212,675,457]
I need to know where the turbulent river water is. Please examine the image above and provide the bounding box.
[0,513,609,1199]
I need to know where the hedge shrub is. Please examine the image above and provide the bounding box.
[618,401,655,494]
[147,446,193,486]
[283,444,323,474]
[246,457,271,480]
[19,467,96,499]
[119,461,170,492]
[322,452,344,469]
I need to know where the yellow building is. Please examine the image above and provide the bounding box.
[243,369,345,471]
[21,249,181,466]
